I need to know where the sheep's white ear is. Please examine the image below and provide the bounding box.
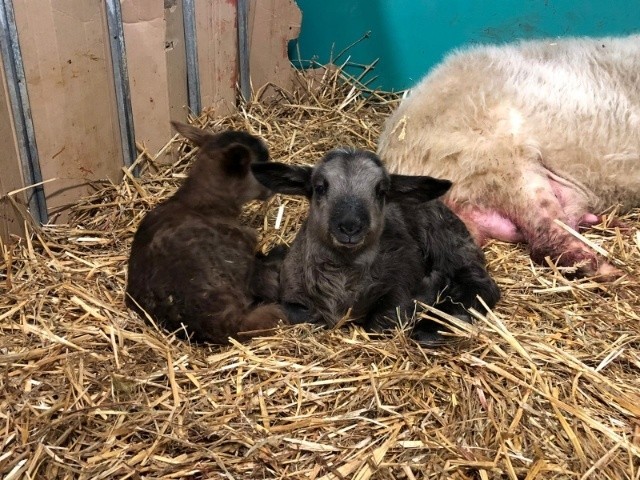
[251,163,313,197]
[171,121,211,147]
[388,174,452,203]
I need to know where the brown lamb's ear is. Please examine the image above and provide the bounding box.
[251,162,313,197]
[219,143,252,177]
[171,121,211,147]
[387,174,452,203]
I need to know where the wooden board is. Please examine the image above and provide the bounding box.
[0,0,304,239]
[248,0,301,98]
[121,0,175,160]
[164,0,189,126]
[11,0,124,218]
[195,0,238,115]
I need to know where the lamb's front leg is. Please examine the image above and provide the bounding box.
[411,273,475,345]
[250,244,290,302]
[282,302,318,325]
[357,277,462,345]
[280,281,326,326]
[351,281,418,334]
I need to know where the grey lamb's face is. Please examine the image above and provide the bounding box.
[308,149,390,251]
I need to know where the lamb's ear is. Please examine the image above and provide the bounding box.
[220,143,252,176]
[251,163,313,197]
[171,121,211,147]
[388,174,452,203]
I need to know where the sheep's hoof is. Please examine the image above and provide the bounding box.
[411,321,447,346]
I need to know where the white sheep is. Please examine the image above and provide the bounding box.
[378,35,640,279]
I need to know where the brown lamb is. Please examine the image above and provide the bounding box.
[126,122,287,344]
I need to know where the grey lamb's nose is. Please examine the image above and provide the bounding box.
[338,217,364,236]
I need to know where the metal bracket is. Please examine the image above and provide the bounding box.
[105,0,137,173]
[237,0,251,102]
[0,0,48,224]
[183,0,201,115]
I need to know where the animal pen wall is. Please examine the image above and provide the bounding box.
[3,0,639,243]
[291,0,640,91]
[0,0,300,242]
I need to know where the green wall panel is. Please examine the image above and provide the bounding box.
[290,0,640,91]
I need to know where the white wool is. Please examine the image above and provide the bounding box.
[378,35,640,212]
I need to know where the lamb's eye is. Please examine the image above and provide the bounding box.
[375,181,387,199]
[314,181,328,196]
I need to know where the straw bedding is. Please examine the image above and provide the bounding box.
[1,69,639,480]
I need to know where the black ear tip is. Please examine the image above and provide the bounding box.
[170,120,189,132]
[247,162,313,196]
[426,177,452,193]
[250,162,269,174]
[434,180,452,198]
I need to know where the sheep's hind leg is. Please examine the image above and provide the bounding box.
[449,167,620,280]
[511,168,620,280]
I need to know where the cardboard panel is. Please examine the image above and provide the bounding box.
[195,0,237,114]
[248,0,301,98]
[1,0,305,238]
[0,53,28,242]
[11,0,124,217]
[121,0,176,159]
[165,0,189,125]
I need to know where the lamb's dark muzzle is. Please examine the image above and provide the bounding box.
[329,196,370,245]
